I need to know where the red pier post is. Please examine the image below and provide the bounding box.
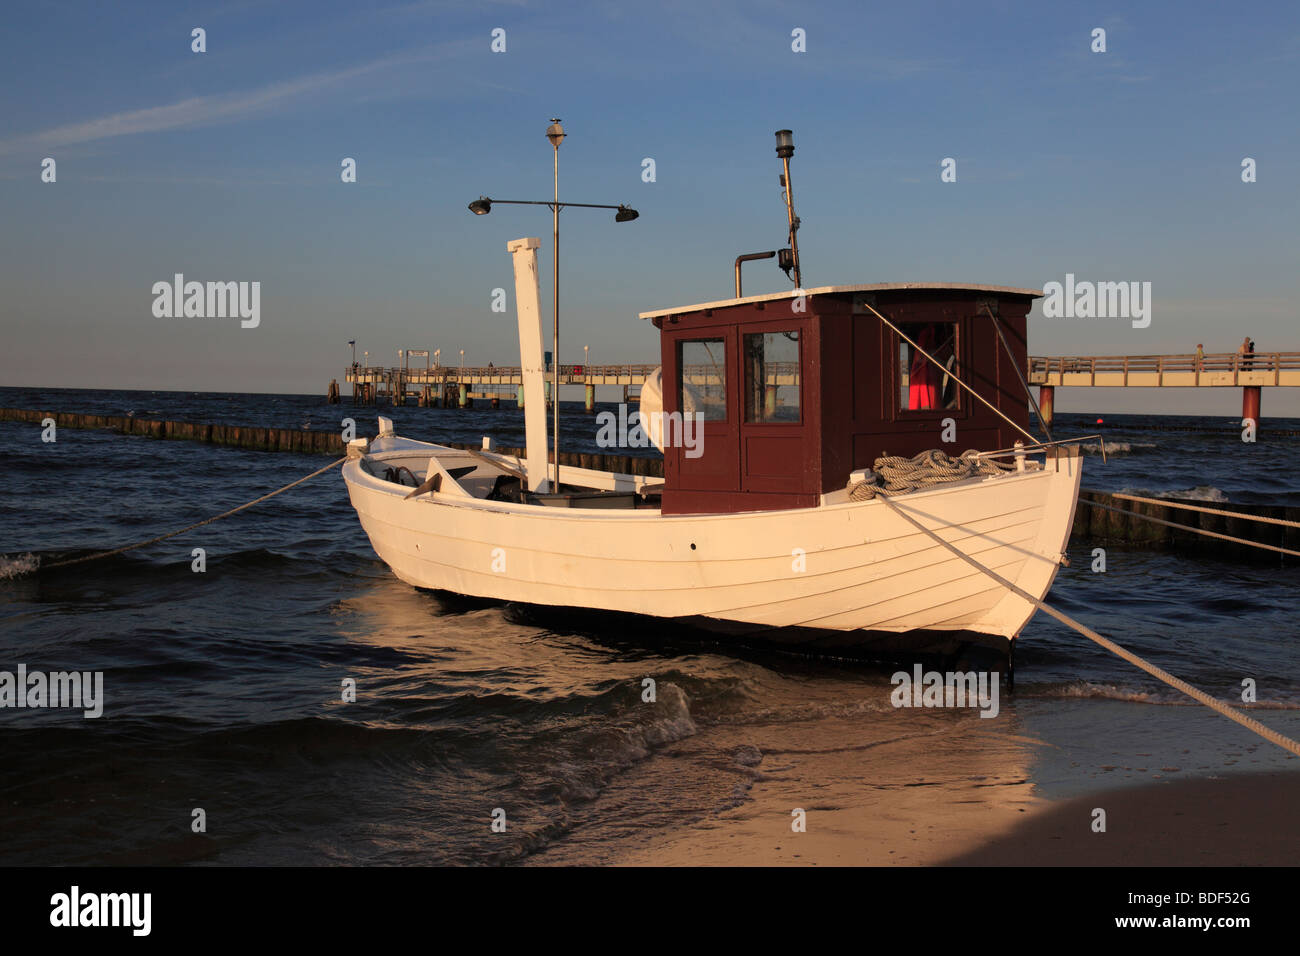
[1242,385,1261,425]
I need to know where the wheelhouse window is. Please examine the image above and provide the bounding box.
[678,338,728,421]
[898,322,959,411]
[743,330,801,423]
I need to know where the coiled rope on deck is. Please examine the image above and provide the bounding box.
[850,448,1018,500]
[42,457,347,571]
[878,495,1300,758]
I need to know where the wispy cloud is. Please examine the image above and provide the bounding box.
[0,43,468,155]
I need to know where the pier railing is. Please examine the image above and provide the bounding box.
[338,353,1300,402]
[1028,352,1300,387]
[345,363,661,385]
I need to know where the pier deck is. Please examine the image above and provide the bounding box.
[327,352,1300,420]
[1026,351,1300,426]
[338,362,659,407]
[1028,352,1300,388]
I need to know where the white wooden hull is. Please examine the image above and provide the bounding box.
[342,439,1082,645]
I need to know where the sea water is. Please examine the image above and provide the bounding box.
[1,386,1297,864]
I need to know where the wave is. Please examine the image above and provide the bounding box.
[1117,485,1230,502]
[3,545,344,577]
[0,552,40,580]
[1030,680,1165,703]
[1026,680,1300,709]
[1078,440,1158,455]
[526,681,699,806]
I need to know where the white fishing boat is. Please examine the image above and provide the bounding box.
[342,130,1085,667]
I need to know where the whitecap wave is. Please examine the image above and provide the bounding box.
[1040,681,1164,703]
[541,682,698,805]
[1079,440,1158,455]
[1031,680,1300,709]
[1118,485,1230,502]
[626,681,698,749]
[0,552,40,580]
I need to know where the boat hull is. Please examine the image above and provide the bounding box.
[342,445,1081,645]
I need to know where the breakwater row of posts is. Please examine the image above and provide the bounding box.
[3,407,1293,560]
[1073,490,1299,561]
[2,407,348,455]
[0,407,662,478]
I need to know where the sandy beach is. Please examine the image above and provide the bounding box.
[595,705,1299,866]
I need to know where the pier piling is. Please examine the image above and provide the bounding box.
[1243,385,1261,424]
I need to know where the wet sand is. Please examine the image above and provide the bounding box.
[594,704,1047,866]
[947,772,1300,865]
[601,708,1299,866]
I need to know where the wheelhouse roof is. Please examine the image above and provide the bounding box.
[637,282,1043,320]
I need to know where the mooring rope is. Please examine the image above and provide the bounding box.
[41,458,347,571]
[1112,492,1300,530]
[851,454,1298,555]
[850,448,1017,500]
[1085,497,1300,559]
[878,495,1300,758]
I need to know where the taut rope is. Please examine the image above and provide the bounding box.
[1112,492,1300,530]
[40,458,347,571]
[1085,497,1300,559]
[878,495,1300,758]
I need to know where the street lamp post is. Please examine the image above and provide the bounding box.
[468,119,639,490]
[349,340,356,367]
[547,119,564,491]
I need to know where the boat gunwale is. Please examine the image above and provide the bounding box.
[344,443,1073,522]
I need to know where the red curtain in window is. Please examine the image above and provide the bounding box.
[908,326,938,410]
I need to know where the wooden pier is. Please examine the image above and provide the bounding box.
[1028,351,1300,426]
[339,362,659,409]
[335,351,1300,424]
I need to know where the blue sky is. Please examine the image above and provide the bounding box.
[2,0,1297,414]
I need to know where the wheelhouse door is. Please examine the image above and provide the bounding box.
[664,331,739,494]
[738,320,809,495]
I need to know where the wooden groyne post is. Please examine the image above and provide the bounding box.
[0,408,347,455]
[1073,489,1300,561]
[0,407,665,477]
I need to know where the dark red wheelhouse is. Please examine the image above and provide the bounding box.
[645,283,1040,515]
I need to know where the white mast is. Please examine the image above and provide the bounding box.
[508,236,551,492]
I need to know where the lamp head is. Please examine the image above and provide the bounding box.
[775,129,795,159]
[615,204,639,223]
[546,118,565,148]
[468,197,491,215]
